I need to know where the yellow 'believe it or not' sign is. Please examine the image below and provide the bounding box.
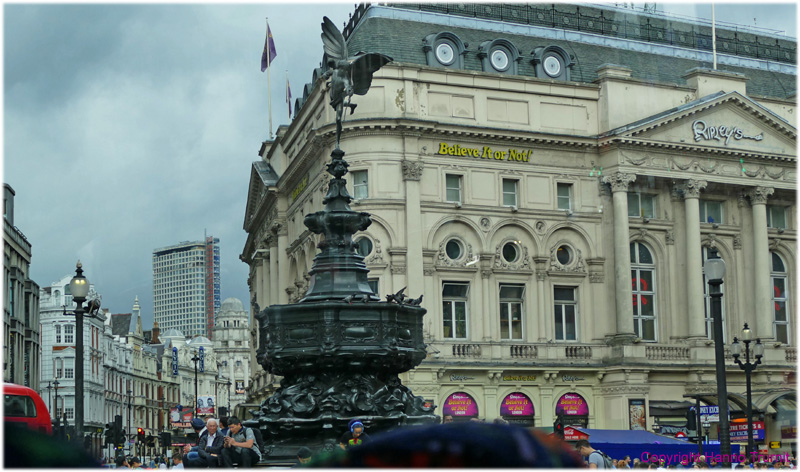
[437,142,532,162]
[770,441,782,449]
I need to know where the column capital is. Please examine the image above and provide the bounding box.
[401,160,424,181]
[677,179,707,199]
[602,172,636,193]
[745,186,774,205]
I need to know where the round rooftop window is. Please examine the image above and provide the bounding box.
[543,55,562,77]
[435,41,456,66]
[490,48,510,71]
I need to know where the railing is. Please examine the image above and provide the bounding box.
[646,345,690,360]
[565,345,593,359]
[452,344,482,357]
[510,345,537,358]
[787,348,796,363]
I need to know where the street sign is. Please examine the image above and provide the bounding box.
[699,405,730,423]
[675,432,687,438]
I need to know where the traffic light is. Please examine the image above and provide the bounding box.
[114,415,123,447]
[104,424,113,446]
[160,431,171,449]
[137,427,145,441]
[553,415,565,439]
[685,407,697,431]
[84,434,91,450]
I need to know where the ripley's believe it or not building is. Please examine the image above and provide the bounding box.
[242,3,797,454]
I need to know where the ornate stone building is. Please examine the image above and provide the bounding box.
[212,298,252,413]
[242,3,796,454]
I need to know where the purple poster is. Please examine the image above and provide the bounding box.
[500,392,534,417]
[442,392,478,417]
[555,392,589,416]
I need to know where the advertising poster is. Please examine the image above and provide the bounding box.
[199,346,205,372]
[170,407,192,428]
[442,392,478,417]
[171,347,178,376]
[500,392,535,417]
[729,421,765,442]
[555,393,589,416]
[235,380,245,395]
[197,395,215,415]
[629,399,647,430]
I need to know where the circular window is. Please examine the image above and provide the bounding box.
[490,48,510,71]
[435,41,456,65]
[543,55,562,77]
[502,242,518,263]
[556,245,572,266]
[445,240,463,260]
[355,237,373,257]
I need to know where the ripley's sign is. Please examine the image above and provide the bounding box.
[692,120,763,145]
[437,142,532,162]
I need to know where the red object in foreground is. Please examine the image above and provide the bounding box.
[675,432,687,438]
[3,383,53,435]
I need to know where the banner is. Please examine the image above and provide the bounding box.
[555,393,589,417]
[199,347,205,372]
[170,407,192,428]
[235,380,245,395]
[171,347,178,376]
[729,421,765,442]
[197,395,215,415]
[500,392,534,417]
[442,392,478,417]
[629,399,647,431]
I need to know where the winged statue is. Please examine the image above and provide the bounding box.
[321,16,392,149]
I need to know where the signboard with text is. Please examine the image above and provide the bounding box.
[700,405,730,423]
[197,395,215,415]
[442,392,478,417]
[500,392,534,417]
[235,380,245,395]
[728,421,765,442]
[170,407,192,428]
[555,393,589,416]
[564,426,589,441]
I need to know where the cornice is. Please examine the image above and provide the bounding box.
[603,137,796,163]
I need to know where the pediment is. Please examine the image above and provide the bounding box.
[608,91,796,157]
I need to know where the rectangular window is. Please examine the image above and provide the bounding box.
[64,325,74,344]
[557,183,572,211]
[445,174,462,203]
[367,278,379,295]
[773,265,789,344]
[352,170,368,200]
[499,284,524,340]
[767,205,787,229]
[628,193,656,219]
[64,368,74,379]
[65,407,74,420]
[554,286,577,341]
[442,282,469,339]
[700,200,723,224]
[502,179,518,207]
[55,325,61,344]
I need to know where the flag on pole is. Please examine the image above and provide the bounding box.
[261,23,277,72]
[286,74,292,119]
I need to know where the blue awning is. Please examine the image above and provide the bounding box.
[574,428,689,445]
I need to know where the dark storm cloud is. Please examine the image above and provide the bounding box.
[4,4,352,328]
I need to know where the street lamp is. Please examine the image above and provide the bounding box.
[45,381,53,419]
[703,257,732,464]
[69,261,90,445]
[127,389,133,447]
[731,323,764,458]
[54,379,61,435]
[225,380,232,413]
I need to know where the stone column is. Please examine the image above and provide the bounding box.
[261,252,270,309]
[679,180,708,341]
[276,221,290,304]
[746,186,774,340]
[268,235,279,307]
[402,160,425,299]
[481,269,491,342]
[534,258,548,342]
[602,172,637,343]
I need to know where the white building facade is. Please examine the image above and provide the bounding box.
[212,298,251,413]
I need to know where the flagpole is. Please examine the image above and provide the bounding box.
[267,17,273,140]
[286,70,290,122]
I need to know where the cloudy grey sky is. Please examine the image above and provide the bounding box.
[4,2,796,330]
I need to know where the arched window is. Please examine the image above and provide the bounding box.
[631,242,656,342]
[772,252,790,344]
[702,247,726,342]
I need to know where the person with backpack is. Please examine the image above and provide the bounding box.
[575,439,611,469]
[221,416,261,468]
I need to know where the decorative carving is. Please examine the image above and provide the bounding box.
[390,264,406,275]
[481,269,492,279]
[493,243,531,271]
[589,272,604,283]
[770,238,782,251]
[634,228,649,241]
[435,240,475,268]
[670,158,718,174]
[738,191,747,208]
[549,244,586,273]
[535,221,546,235]
[602,172,636,193]
[733,234,742,250]
[678,179,707,199]
[670,186,683,202]
[665,230,675,245]
[365,238,385,264]
[423,266,435,276]
[536,270,547,281]
[480,217,491,230]
[625,155,648,166]
[745,186,774,205]
[401,160,424,181]
[744,166,786,180]
[703,233,718,249]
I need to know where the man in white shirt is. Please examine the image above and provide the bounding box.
[185,418,224,468]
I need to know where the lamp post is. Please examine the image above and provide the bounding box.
[45,381,53,419]
[225,380,232,413]
[69,261,90,445]
[190,353,200,417]
[54,379,61,435]
[127,389,133,447]
[731,323,764,458]
[704,257,732,464]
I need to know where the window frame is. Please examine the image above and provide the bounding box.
[556,183,572,211]
[352,170,369,200]
[502,178,518,207]
[628,193,656,219]
[767,205,787,229]
[699,200,724,224]
[631,242,657,342]
[442,282,469,340]
[553,285,578,342]
[771,252,790,345]
[64,324,74,344]
[445,174,463,204]
[499,283,525,341]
